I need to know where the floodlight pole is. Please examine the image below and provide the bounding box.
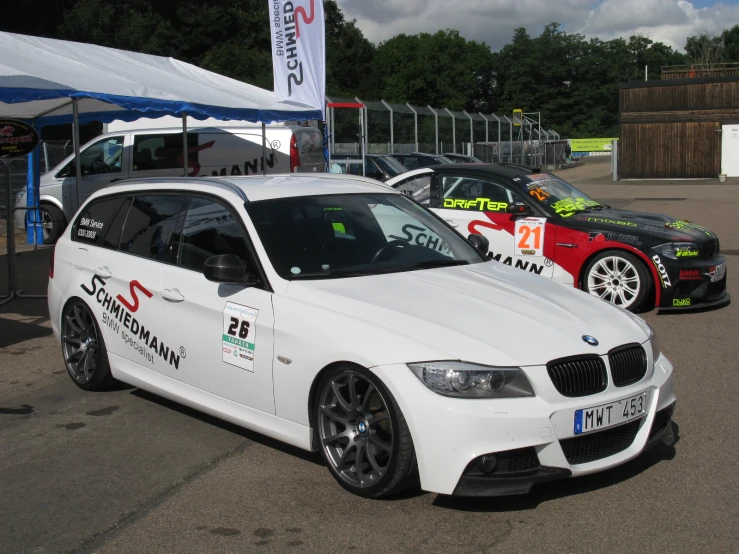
[492,115,502,163]
[428,106,439,154]
[356,98,366,176]
[182,114,188,177]
[444,108,455,154]
[72,98,82,212]
[464,111,474,156]
[381,100,394,154]
[407,104,418,152]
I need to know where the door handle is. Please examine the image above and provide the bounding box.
[161,288,185,303]
[445,219,459,228]
[94,266,112,279]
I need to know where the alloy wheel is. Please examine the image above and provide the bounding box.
[317,371,394,489]
[587,255,641,308]
[41,208,53,241]
[61,302,100,384]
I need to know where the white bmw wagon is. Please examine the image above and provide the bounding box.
[49,174,676,498]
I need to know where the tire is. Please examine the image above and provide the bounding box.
[60,299,114,391]
[314,365,418,498]
[40,203,65,245]
[582,250,652,312]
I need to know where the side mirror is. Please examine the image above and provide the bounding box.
[506,202,532,216]
[467,234,490,256]
[204,254,257,285]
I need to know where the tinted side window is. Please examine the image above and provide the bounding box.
[101,197,131,250]
[394,175,432,206]
[402,157,420,170]
[441,176,519,212]
[132,133,198,172]
[178,197,253,273]
[72,197,126,245]
[119,195,187,262]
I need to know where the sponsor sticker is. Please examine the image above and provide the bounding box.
[651,255,672,288]
[515,217,546,257]
[707,263,726,283]
[679,269,702,281]
[222,302,258,372]
[673,298,691,307]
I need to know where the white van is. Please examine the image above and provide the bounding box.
[15,123,325,243]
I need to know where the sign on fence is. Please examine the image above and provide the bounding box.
[569,138,617,152]
[0,120,39,158]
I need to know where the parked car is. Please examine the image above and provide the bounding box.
[15,124,325,244]
[49,173,675,498]
[387,164,728,312]
[390,152,453,170]
[443,153,483,163]
[329,154,408,181]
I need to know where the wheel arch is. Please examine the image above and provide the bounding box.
[578,245,661,307]
[307,360,371,451]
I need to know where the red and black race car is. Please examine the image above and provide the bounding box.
[387,164,729,312]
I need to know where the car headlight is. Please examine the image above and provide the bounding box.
[654,242,698,260]
[408,361,535,398]
[647,323,661,361]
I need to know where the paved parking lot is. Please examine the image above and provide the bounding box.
[1,169,738,553]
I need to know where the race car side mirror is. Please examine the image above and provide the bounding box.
[467,234,490,257]
[204,254,259,286]
[506,202,532,216]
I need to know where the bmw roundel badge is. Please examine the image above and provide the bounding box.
[582,335,599,346]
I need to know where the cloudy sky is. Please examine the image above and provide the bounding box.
[336,0,739,51]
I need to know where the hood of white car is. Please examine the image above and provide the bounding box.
[286,260,648,367]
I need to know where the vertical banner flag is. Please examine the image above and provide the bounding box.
[269,1,326,119]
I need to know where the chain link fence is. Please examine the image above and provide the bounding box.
[1,141,72,238]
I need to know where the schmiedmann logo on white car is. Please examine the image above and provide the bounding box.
[80,275,182,368]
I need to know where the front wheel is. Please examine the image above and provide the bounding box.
[582,250,652,312]
[314,365,418,498]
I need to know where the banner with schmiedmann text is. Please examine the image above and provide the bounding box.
[269,0,325,119]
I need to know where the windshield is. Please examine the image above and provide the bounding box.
[374,156,407,176]
[437,156,454,164]
[518,173,601,217]
[246,193,485,280]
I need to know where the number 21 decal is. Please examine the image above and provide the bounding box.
[514,218,546,257]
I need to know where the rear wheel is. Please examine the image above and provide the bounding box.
[40,203,65,245]
[582,250,652,312]
[61,299,114,391]
[315,365,417,498]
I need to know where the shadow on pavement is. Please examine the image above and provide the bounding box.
[130,388,325,467]
[432,422,680,512]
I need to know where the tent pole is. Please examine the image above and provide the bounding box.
[182,114,188,177]
[0,159,16,306]
[72,99,82,212]
[262,122,267,176]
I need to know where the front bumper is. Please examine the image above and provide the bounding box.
[658,256,729,310]
[373,353,676,496]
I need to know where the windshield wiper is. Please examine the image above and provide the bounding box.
[289,268,374,279]
[404,259,470,270]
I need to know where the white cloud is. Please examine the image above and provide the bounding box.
[336,0,739,51]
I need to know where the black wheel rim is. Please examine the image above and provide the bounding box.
[61,302,99,384]
[318,371,393,488]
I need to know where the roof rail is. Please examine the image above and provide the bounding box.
[105,176,250,203]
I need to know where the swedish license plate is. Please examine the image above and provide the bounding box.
[574,391,647,435]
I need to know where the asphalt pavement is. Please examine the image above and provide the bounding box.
[1,165,738,553]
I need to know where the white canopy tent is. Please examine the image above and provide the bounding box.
[0,31,322,304]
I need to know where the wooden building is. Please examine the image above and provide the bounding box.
[619,76,739,179]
